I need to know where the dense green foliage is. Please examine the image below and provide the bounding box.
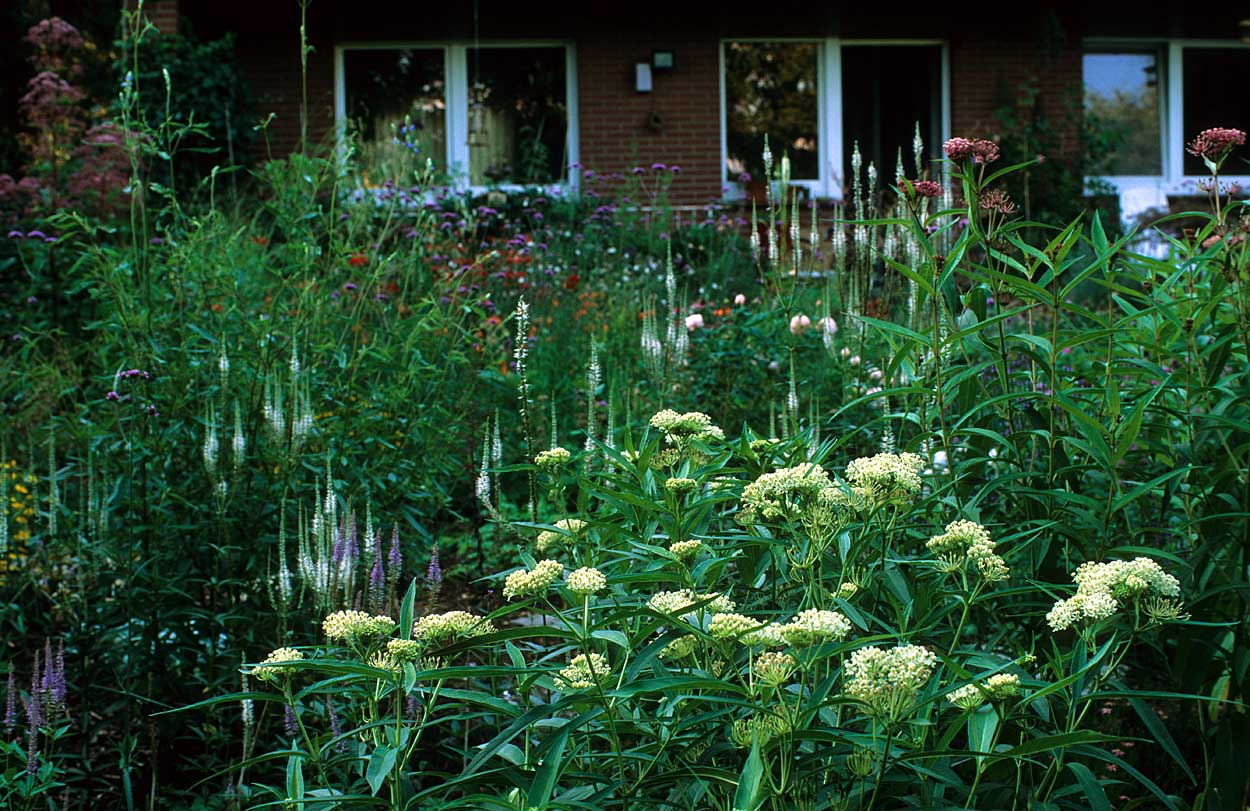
[2,9,1250,811]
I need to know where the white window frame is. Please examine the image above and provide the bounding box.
[719,37,951,202]
[334,40,579,193]
[1084,38,1250,200]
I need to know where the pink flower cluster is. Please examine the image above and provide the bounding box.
[943,137,1000,164]
[902,179,942,199]
[1186,127,1246,162]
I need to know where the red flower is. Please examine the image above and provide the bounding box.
[563,274,581,291]
[348,252,369,267]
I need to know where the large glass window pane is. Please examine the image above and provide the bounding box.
[841,45,942,188]
[1182,48,1250,175]
[466,47,568,185]
[343,49,447,182]
[723,42,820,183]
[1083,51,1162,176]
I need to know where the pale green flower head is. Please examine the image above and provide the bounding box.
[1047,556,1182,631]
[412,610,495,642]
[534,447,572,469]
[566,566,607,595]
[648,589,735,618]
[844,452,925,507]
[387,638,422,662]
[252,647,304,683]
[927,519,1009,583]
[323,610,397,643]
[535,518,587,555]
[503,560,564,600]
[664,476,698,495]
[555,652,611,691]
[844,644,938,719]
[753,651,798,686]
[668,539,704,561]
[781,608,852,646]
[740,463,834,522]
[730,713,789,748]
[660,635,700,660]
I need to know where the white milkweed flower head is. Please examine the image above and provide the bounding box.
[502,559,564,599]
[926,519,1009,582]
[649,409,725,445]
[739,463,834,522]
[648,589,735,618]
[323,611,397,643]
[534,447,572,469]
[251,647,305,683]
[843,452,926,507]
[535,518,588,555]
[412,611,495,643]
[844,644,938,719]
[555,652,611,691]
[566,566,607,595]
[753,651,798,686]
[781,608,852,646]
[668,539,704,561]
[1046,557,1182,631]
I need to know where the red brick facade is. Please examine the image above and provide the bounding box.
[577,34,723,203]
[177,3,1094,204]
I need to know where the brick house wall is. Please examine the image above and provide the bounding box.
[175,1,1091,204]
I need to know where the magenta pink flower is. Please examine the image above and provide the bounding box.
[943,137,976,161]
[971,139,1000,164]
[1186,127,1246,162]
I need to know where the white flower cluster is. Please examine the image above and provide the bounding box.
[843,452,925,507]
[535,519,587,555]
[534,447,572,469]
[323,611,397,643]
[739,463,834,521]
[555,652,611,691]
[946,673,1021,710]
[668,539,704,560]
[252,647,305,682]
[648,589,736,617]
[503,560,565,599]
[649,409,725,443]
[844,644,938,718]
[566,566,607,595]
[781,608,853,646]
[753,651,798,686]
[926,519,1009,582]
[1047,557,1182,631]
[412,611,495,642]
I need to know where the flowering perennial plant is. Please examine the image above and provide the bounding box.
[1046,557,1183,631]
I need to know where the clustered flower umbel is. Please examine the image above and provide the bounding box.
[412,610,495,642]
[503,559,564,599]
[706,607,852,649]
[566,566,607,595]
[943,137,1000,164]
[535,518,587,555]
[555,652,611,691]
[946,672,1021,710]
[648,589,736,617]
[926,519,1009,582]
[649,410,725,467]
[534,447,572,469]
[739,462,834,521]
[843,452,926,508]
[1186,127,1246,163]
[843,644,938,719]
[1046,557,1183,631]
[668,538,704,560]
[323,610,398,643]
[252,647,305,683]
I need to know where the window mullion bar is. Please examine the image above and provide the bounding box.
[825,38,843,201]
[1166,41,1183,187]
[448,44,469,189]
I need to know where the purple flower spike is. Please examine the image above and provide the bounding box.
[368,554,385,613]
[284,703,298,739]
[4,671,16,733]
